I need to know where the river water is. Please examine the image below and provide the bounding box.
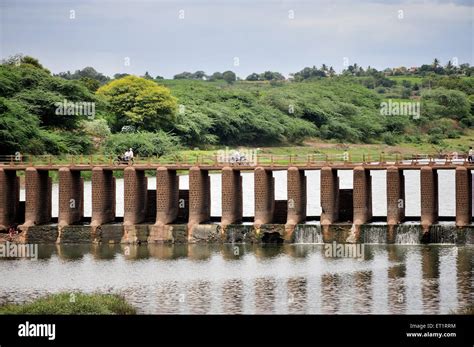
[21,170,472,218]
[8,171,473,314]
[0,244,471,314]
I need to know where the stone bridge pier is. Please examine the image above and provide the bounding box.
[320,167,339,225]
[188,166,211,228]
[0,168,20,230]
[455,167,472,227]
[91,167,115,226]
[286,167,307,225]
[124,167,147,226]
[387,166,405,225]
[58,168,83,226]
[221,167,243,226]
[420,167,438,230]
[353,166,372,225]
[254,167,275,227]
[24,168,51,226]
[155,167,180,225]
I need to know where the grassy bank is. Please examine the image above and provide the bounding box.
[0,292,136,315]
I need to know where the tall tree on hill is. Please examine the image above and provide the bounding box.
[222,71,236,84]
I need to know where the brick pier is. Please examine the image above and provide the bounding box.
[24,168,51,226]
[420,166,438,230]
[0,168,19,230]
[91,167,115,226]
[58,168,83,226]
[221,167,243,226]
[254,167,275,226]
[188,166,211,227]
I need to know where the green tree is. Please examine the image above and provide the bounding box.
[222,71,236,84]
[246,73,260,81]
[97,75,177,131]
[209,72,223,81]
[0,98,42,154]
[261,71,285,81]
[143,71,153,80]
[114,73,129,79]
[173,72,193,79]
[421,87,470,124]
[79,77,101,92]
[57,66,109,84]
[2,54,50,73]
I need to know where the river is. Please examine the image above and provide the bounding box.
[0,244,471,314]
[7,171,473,315]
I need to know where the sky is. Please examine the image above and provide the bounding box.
[0,0,473,79]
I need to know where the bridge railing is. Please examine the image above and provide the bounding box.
[0,153,470,167]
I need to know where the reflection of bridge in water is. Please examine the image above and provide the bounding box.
[0,154,472,243]
[9,243,472,314]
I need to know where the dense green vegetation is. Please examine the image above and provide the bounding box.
[0,58,101,154]
[0,55,472,156]
[0,292,136,314]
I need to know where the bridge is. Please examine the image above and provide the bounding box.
[0,154,472,241]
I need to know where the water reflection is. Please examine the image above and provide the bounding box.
[222,279,244,314]
[187,280,212,314]
[287,277,307,314]
[421,246,440,314]
[456,247,472,311]
[321,273,341,314]
[255,278,277,314]
[354,271,372,314]
[387,246,406,314]
[0,244,471,314]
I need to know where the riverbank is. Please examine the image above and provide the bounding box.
[0,292,136,314]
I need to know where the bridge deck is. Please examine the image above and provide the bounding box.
[1,162,473,171]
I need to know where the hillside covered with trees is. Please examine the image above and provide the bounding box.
[0,55,472,156]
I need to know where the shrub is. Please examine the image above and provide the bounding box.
[381,132,397,145]
[103,131,180,157]
[81,118,111,141]
[428,133,444,145]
